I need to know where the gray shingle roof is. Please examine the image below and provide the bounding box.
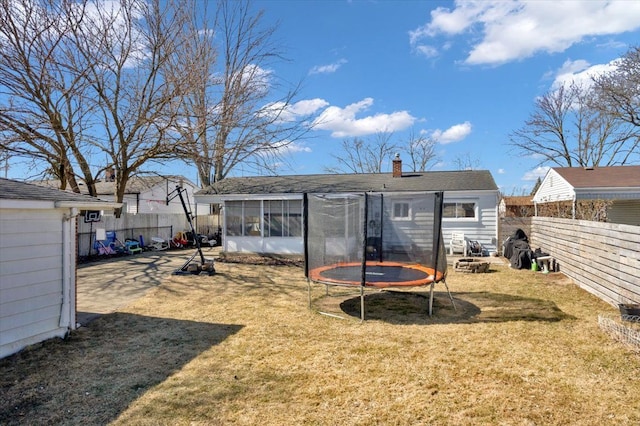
[0,178,118,206]
[196,170,498,196]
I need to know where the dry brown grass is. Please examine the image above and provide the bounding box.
[2,261,640,425]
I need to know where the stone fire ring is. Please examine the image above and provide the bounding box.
[455,258,490,273]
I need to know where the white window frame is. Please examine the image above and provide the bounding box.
[391,200,411,221]
[442,200,478,222]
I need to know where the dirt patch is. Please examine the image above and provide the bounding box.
[216,251,304,267]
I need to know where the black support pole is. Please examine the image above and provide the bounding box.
[303,193,309,278]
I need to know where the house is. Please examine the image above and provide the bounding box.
[533,166,640,225]
[194,159,500,255]
[36,175,199,215]
[499,196,535,217]
[0,178,120,359]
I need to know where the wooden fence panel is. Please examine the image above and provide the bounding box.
[498,217,532,253]
[530,217,640,307]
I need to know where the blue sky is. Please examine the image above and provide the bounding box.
[5,0,640,195]
[248,0,640,194]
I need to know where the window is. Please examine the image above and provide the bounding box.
[225,200,261,237]
[226,199,303,238]
[244,201,261,236]
[263,200,303,237]
[443,202,476,219]
[392,201,410,220]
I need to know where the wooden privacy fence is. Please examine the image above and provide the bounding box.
[530,217,640,307]
[498,217,532,252]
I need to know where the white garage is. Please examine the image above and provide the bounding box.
[0,178,120,359]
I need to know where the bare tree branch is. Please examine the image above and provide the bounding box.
[324,133,398,174]
[404,129,438,172]
[509,81,638,168]
[170,0,310,186]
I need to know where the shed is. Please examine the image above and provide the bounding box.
[533,166,640,225]
[0,178,120,359]
[195,161,499,255]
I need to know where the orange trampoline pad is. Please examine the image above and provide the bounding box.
[308,261,445,288]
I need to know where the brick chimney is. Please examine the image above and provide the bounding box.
[392,153,402,178]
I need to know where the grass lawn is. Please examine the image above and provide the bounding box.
[1,260,639,425]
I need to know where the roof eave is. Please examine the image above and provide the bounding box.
[54,201,123,209]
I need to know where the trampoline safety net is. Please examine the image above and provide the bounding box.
[304,191,447,287]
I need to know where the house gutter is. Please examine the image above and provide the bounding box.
[59,207,79,331]
[55,201,121,331]
[55,201,122,209]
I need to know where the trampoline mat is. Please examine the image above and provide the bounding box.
[309,261,442,288]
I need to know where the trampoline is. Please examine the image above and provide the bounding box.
[309,261,445,288]
[304,191,455,320]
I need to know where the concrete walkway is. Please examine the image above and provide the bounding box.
[75,247,219,325]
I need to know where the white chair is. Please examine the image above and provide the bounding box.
[150,237,169,251]
[449,232,468,256]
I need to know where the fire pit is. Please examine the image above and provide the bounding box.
[455,258,490,273]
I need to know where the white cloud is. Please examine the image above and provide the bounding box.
[414,45,439,58]
[522,166,549,181]
[430,121,472,144]
[240,64,273,96]
[497,168,505,174]
[263,98,330,123]
[309,59,348,75]
[551,58,618,91]
[267,140,312,157]
[312,98,416,138]
[411,0,640,66]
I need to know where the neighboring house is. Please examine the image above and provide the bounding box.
[195,158,500,255]
[499,196,535,217]
[36,175,200,215]
[0,178,120,359]
[533,166,640,226]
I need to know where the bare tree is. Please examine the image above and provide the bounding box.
[0,0,92,192]
[324,132,398,174]
[0,0,193,209]
[452,152,482,170]
[591,45,640,163]
[404,130,438,172]
[509,82,638,168]
[172,0,309,186]
[70,0,193,207]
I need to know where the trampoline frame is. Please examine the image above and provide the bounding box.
[304,191,455,320]
[308,261,445,288]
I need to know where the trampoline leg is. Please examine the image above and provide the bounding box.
[360,285,365,322]
[429,282,434,317]
[443,279,457,311]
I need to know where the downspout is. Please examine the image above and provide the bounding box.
[60,208,79,331]
[572,194,576,219]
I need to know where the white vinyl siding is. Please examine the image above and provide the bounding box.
[441,191,499,251]
[219,191,499,254]
[0,209,68,359]
[607,200,640,226]
[533,169,574,203]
